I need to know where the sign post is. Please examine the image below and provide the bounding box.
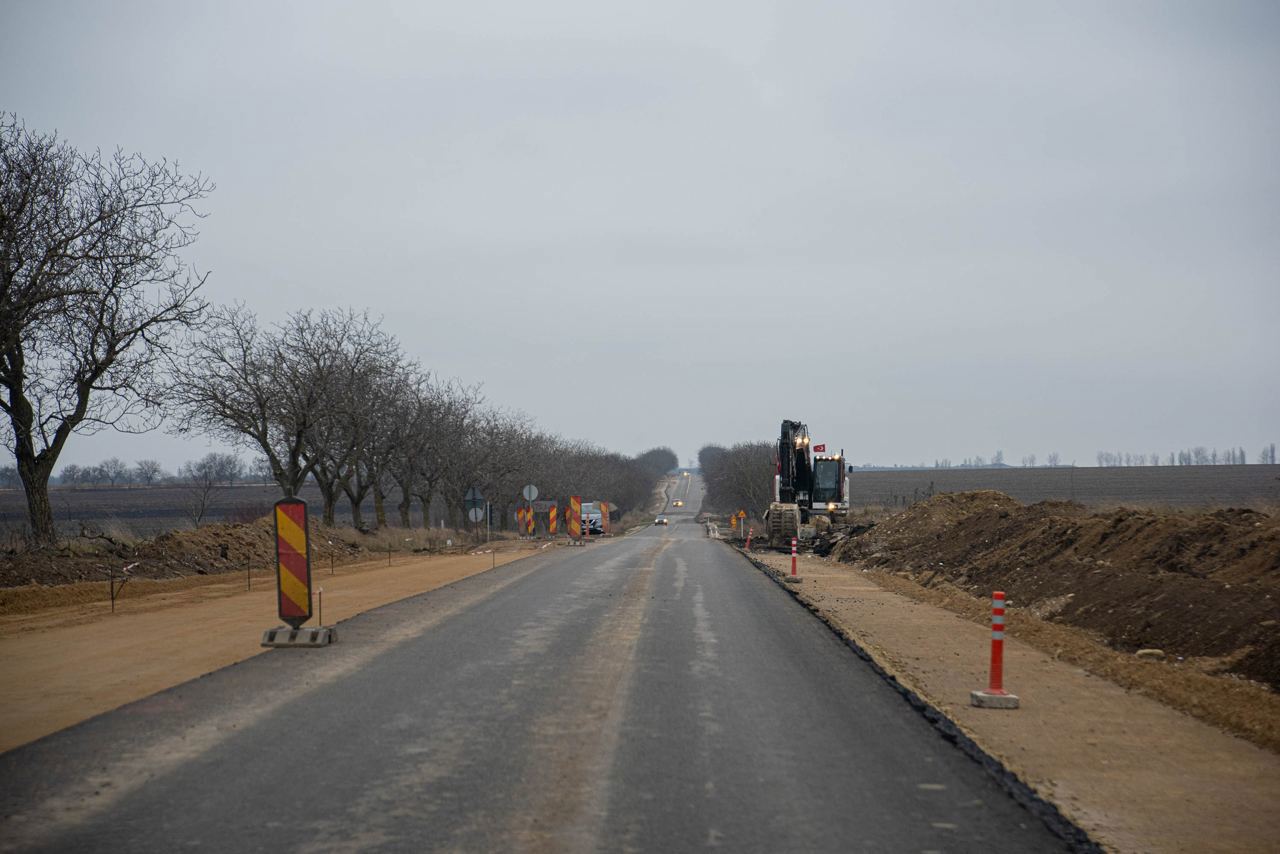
[464,487,485,542]
[261,498,335,647]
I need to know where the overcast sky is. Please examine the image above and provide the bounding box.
[4,1,1277,472]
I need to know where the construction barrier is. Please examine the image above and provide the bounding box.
[526,505,535,535]
[599,501,610,534]
[273,498,312,628]
[569,496,582,539]
[548,503,558,535]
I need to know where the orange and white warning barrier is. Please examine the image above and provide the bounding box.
[988,591,1007,692]
[971,590,1020,708]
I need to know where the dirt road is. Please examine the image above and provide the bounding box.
[0,546,542,753]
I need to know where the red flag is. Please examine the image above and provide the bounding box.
[813,443,827,453]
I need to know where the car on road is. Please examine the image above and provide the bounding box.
[672,499,683,507]
[654,516,669,525]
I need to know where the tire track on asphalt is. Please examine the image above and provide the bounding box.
[507,539,669,853]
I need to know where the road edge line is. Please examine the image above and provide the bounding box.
[725,543,1102,854]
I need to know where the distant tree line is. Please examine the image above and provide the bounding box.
[698,442,775,520]
[1095,445,1275,467]
[1,114,673,543]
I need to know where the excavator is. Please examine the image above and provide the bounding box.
[766,419,850,545]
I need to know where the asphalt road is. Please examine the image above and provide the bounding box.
[0,476,1067,852]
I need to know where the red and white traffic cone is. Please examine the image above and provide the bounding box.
[971,591,1019,708]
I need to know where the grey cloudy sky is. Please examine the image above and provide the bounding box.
[4,0,1278,471]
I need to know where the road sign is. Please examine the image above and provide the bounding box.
[273,498,312,629]
[464,487,484,511]
[522,484,539,502]
[467,507,485,523]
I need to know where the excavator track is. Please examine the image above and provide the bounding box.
[766,502,800,546]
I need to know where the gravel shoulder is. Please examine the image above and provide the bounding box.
[750,549,1280,854]
[0,543,546,754]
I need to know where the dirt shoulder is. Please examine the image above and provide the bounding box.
[0,541,551,754]
[749,549,1280,853]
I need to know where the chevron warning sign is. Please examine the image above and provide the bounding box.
[274,498,312,629]
[548,502,558,535]
[569,495,582,538]
[599,501,610,534]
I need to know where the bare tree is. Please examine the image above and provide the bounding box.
[1,115,211,543]
[171,305,328,499]
[178,453,225,528]
[100,457,129,486]
[133,458,164,485]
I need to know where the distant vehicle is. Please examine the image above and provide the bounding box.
[682,471,690,477]
[672,499,684,507]
[654,516,669,525]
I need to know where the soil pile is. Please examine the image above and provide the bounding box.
[831,491,1280,689]
[0,517,460,591]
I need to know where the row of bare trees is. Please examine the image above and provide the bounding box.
[698,442,775,520]
[169,304,675,530]
[2,113,673,544]
[1097,447,1276,467]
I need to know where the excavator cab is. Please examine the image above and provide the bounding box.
[812,457,843,507]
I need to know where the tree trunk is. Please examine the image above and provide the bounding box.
[349,497,364,530]
[18,460,56,545]
[313,478,339,526]
[373,484,387,529]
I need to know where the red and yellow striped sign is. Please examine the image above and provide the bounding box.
[274,498,312,628]
[569,495,582,538]
[516,506,526,535]
[548,503,558,535]
[598,501,610,534]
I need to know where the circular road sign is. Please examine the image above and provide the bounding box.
[522,484,539,502]
[467,507,485,523]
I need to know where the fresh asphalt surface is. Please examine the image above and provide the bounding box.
[0,476,1067,852]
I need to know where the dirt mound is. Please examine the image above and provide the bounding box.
[0,516,461,591]
[832,491,1280,689]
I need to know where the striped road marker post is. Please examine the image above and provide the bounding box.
[971,591,1018,708]
[785,536,802,584]
[261,498,336,648]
